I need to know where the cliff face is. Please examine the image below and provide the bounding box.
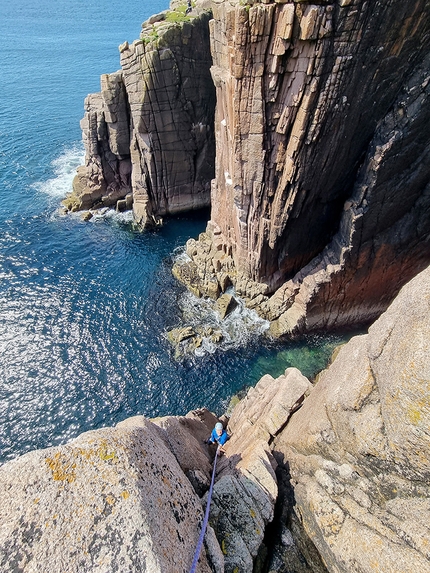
[64,2,216,227]
[176,0,430,336]
[270,263,430,573]
[68,0,430,336]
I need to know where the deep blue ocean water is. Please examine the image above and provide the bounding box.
[0,0,350,465]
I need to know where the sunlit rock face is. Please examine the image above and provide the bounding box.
[0,415,216,573]
[65,1,216,226]
[272,264,430,573]
[184,0,430,336]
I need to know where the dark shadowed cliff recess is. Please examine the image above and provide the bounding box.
[68,0,430,338]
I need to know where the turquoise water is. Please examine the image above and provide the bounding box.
[0,0,350,464]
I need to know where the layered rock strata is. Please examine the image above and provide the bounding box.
[64,1,215,225]
[175,0,430,336]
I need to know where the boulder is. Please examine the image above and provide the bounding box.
[167,325,196,344]
[215,293,238,320]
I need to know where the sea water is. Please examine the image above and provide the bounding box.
[0,0,350,464]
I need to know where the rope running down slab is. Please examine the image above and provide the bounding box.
[189,446,220,573]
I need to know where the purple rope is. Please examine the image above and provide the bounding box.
[189,446,220,573]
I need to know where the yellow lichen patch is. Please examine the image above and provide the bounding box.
[407,400,426,425]
[250,508,256,518]
[105,495,115,506]
[34,498,40,504]
[221,539,228,555]
[45,452,76,483]
[98,441,119,463]
[77,447,96,460]
[121,490,130,500]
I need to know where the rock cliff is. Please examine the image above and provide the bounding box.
[67,0,430,336]
[270,263,430,573]
[63,1,215,227]
[2,265,429,572]
[173,0,430,336]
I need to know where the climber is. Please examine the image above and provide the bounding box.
[185,0,192,14]
[204,422,229,453]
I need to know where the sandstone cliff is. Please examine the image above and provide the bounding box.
[63,1,215,227]
[2,265,429,572]
[173,0,430,337]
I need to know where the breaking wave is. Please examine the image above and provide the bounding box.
[33,143,85,198]
[171,287,270,357]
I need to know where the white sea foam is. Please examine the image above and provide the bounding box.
[172,245,191,263]
[89,208,134,224]
[175,287,270,357]
[34,143,85,198]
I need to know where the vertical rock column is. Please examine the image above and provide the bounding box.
[67,71,132,212]
[66,3,216,224]
[120,9,216,227]
[176,0,430,337]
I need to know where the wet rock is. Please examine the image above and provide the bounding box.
[215,293,238,320]
[80,211,93,221]
[167,325,196,344]
[116,198,127,212]
[210,330,223,343]
[172,260,204,298]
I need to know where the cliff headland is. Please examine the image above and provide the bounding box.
[14,1,428,570]
[63,0,430,340]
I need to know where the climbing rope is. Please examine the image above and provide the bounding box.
[189,445,220,573]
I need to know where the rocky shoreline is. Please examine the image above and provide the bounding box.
[1,265,429,572]
[34,2,430,569]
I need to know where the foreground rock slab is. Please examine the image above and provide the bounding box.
[213,367,312,572]
[0,418,213,573]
